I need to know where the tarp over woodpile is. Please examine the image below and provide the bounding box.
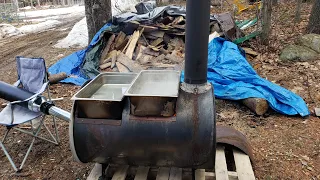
[181,38,309,116]
[48,5,309,117]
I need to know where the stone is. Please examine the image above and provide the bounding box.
[279,45,318,62]
[315,108,320,117]
[299,34,320,53]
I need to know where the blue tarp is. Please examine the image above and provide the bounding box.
[48,23,112,86]
[49,30,309,116]
[181,38,309,116]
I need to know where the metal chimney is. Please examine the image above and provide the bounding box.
[184,0,210,84]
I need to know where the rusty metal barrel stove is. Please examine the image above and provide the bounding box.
[69,0,216,168]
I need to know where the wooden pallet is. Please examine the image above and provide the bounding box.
[87,145,255,180]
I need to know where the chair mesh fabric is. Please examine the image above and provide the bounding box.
[16,57,46,93]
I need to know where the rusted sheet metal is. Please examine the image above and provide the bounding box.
[216,125,254,163]
[70,85,216,169]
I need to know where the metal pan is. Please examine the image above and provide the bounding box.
[72,72,137,102]
[125,70,181,97]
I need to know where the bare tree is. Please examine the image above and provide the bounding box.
[261,0,272,45]
[85,0,112,42]
[272,0,277,6]
[307,0,320,34]
[12,0,19,11]
[294,0,302,23]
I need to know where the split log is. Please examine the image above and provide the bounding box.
[138,54,153,65]
[135,45,146,61]
[125,30,141,59]
[48,72,67,84]
[150,38,163,47]
[241,98,269,115]
[117,53,143,72]
[116,62,130,73]
[153,54,166,62]
[100,34,116,64]
[148,31,165,38]
[100,50,118,65]
[139,24,158,32]
[122,35,132,53]
[117,36,130,51]
[114,31,126,49]
[150,62,176,68]
[111,51,119,68]
[144,47,160,57]
[99,62,112,70]
[137,37,148,47]
[169,37,185,50]
[165,52,184,63]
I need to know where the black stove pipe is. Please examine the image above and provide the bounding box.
[0,81,33,107]
[0,81,70,122]
[184,0,210,84]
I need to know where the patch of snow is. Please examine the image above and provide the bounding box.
[18,20,61,34]
[19,6,33,10]
[18,5,85,19]
[0,24,21,39]
[112,0,139,14]
[54,17,88,48]
[54,0,139,48]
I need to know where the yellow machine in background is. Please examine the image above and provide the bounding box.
[233,0,261,14]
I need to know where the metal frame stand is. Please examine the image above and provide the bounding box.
[0,114,59,172]
[0,73,59,172]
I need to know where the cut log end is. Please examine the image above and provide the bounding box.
[242,98,269,115]
[48,72,67,84]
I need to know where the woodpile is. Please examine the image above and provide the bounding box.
[98,15,220,73]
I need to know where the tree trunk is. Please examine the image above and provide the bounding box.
[307,0,320,34]
[85,0,112,43]
[294,0,302,23]
[261,0,272,45]
[272,0,277,6]
[156,0,162,6]
[30,0,33,7]
[12,0,19,11]
[37,0,40,6]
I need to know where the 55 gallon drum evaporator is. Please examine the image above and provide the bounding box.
[0,0,253,175]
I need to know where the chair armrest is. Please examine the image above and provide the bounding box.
[13,80,21,87]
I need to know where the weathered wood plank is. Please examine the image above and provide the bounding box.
[215,146,229,180]
[169,167,182,180]
[233,149,255,180]
[134,166,150,180]
[156,167,170,180]
[112,165,129,180]
[87,163,102,180]
[125,30,140,59]
[205,171,238,180]
[195,169,205,180]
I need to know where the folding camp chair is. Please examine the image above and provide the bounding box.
[0,56,59,172]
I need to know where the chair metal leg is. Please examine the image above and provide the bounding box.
[43,123,58,144]
[19,137,36,171]
[18,117,44,171]
[2,128,10,143]
[14,115,58,145]
[52,116,59,143]
[0,141,18,172]
[47,87,60,143]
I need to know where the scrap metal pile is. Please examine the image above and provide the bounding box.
[97,8,243,73]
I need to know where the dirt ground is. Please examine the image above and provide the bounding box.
[0,17,94,179]
[0,1,320,180]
